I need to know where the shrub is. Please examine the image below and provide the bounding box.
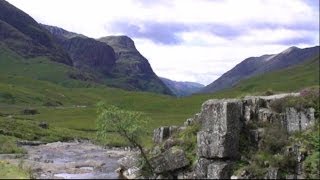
[260,124,288,154]
[21,108,39,115]
[270,88,319,118]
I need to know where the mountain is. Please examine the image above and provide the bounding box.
[98,36,173,95]
[38,26,173,95]
[199,46,320,93]
[160,77,204,97]
[0,0,72,65]
[40,24,86,40]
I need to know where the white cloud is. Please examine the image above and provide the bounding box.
[5,0,319,85]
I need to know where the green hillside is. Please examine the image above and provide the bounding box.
[225,55,319,96]
[0,48,319,149]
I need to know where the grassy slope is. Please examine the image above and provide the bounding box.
[0,48,319,148]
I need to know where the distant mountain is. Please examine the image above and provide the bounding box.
[98,36,173,95]
[0,0,72,65]
[41,25,173,95]
[160,77,204,97]
[199,46,320,93]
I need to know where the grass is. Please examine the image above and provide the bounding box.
[0,135,26,154]
[0,160,30,179]
[0,47,319,148]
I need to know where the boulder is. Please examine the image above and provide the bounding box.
[194,158,215,179]
[184,118,194,126]
[122,166,142,179]
[153,126,179,144]
[264,167,279,179]
[39,121,49,129]
[207,161,234,179]
[198,99,242,131]
[284,107,315,133]
[258,108,274,123]
[117,154,141,170]
[196,99,241,159]
[197,130,239,159]
[177,171,194,179]
[150,147,189,174]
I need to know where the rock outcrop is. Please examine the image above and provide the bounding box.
[153,126,179,144]
[147,93,317,179]
[284,107,315,133]
[150,147,189,174]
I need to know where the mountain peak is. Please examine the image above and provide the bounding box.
[98,35,135,50]
[281,46,300,54]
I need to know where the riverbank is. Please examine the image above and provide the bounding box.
[1,141,135,179]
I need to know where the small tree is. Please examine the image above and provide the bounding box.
[96,102,153,173]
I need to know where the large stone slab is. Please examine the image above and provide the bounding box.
[197,130,239,159]
[284,107,315,133]
[150,147,189,174]
[198,99,242,131]
[196,99,242,159]
[194,158,215,179]
[207,161,234,179]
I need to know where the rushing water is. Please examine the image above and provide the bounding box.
[18,142,131,179]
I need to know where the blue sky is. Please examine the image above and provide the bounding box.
[7,0,319,85]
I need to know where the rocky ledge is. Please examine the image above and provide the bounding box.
[118,93,318,179]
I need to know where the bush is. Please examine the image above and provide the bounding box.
[304,151,320,179]
[21,108,39,115]
[260,124,288,154]
[174,123,201,164]
[0,135,26,154]
[270,88,319,117]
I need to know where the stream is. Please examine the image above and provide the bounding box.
[2,141,133,179]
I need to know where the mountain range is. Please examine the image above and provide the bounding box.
[160,77,204,97]
[0,0,319,97]
[199,46,320,94]
[0,0,174,95]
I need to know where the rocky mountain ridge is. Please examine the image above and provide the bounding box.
[199,46,320,94]
[0,0,72,65]
[0,0,173,95]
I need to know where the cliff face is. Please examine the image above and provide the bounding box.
[118,90,319,179]
[0,0,72,65]
[98,36,173,95]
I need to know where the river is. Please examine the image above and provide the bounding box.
[3,141,133,179]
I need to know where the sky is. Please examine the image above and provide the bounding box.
[6,0,320,85]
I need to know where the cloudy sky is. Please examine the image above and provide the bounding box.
[7,0,319,85]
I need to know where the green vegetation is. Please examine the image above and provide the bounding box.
[96,103,153,173]
[0,135,26,154]
[292,125,320,179]
[270,86,320,117]
[172,123,201,164]
[0,47,319,149]
[0,160,30,179]
[231,55,319,95]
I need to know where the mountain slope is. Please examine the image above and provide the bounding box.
[160,77,204,97]
[40,25,173,95]
[0,0,72,65]
[98,36,173,95]
[199,46,319,93]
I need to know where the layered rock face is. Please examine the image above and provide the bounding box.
[197,99,242,159]
[149,93,316,179]
[195,99,242,178]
